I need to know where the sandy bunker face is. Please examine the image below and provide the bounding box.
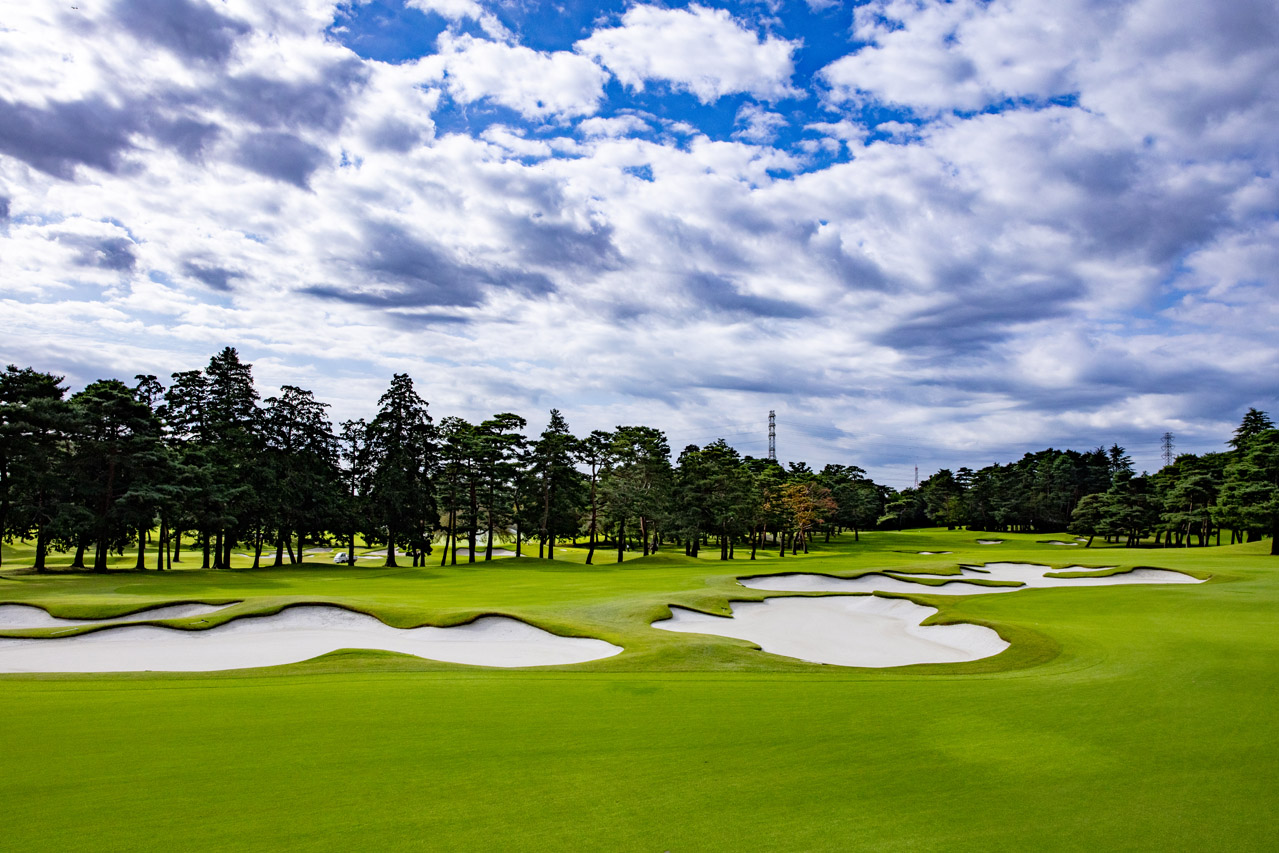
[653,596,1009,668]
[741,563,1203,596]
[0,602,236,630]
[0,606,622,673]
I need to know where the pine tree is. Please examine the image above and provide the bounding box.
[365,374,436,567]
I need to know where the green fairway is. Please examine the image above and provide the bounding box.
[1,530,1275,850]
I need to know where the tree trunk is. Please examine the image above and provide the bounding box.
[252,531,263,569]
[285,535,296,564]
[468,479,478,564]
[641,516,650,556]
[295,530,304,565]
[135,525,147,570]
[202,531,210,568]
[172,529,182,563]
[720,523,728,560]
[617,518,625,563]
[386,526,399,568]
[72,539,86,569]
[450,508,458,565]
[485,493,495,562]
[779,530,787,558]
[274,536,285,567]
[34,525,49,573]
[156,519,167,571]
[1271,515,1279,556]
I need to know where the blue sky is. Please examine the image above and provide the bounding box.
[2,0,1278,486]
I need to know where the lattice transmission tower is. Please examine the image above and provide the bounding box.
[768,410,776,461]
[1161,432,1175,468]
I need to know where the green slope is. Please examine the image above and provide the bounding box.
[0,530,1274,850]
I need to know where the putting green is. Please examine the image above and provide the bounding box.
[0,529,1274,851]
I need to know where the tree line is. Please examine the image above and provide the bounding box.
[0,349,885,572]
[884,410,1279,554]
[2,349,1275,571]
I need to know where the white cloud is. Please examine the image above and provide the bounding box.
[576,4,799,103]
[404,0,511,40]
[578,114,651,138]
[425,33,608,120]
[822,0,1110,112]
[1,0,1276,485]
[733,103,788,143]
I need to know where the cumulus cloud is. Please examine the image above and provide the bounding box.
[427,33,609,120]
[578,114,652,138]
[0,0,1275,486]
[733,103,788,143]
[576,4,799,103]
[114,0,250,65]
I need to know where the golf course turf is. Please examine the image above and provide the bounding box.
[0,529,1274,850]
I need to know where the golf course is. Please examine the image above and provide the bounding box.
[1,529,1273,851]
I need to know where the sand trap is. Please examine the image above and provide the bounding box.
[0,602,235,630]
[0,606,622,673]
[741,563,1203,596]
[976,539,1003,544]
[916,551,952,555]
[1042,540,1078,546]
[653,596,1008,667]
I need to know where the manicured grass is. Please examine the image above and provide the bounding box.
[0,530,1275,850]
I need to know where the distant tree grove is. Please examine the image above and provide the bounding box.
[0,350,1275,571]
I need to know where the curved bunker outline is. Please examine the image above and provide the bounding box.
[652,594,1010,668]
[0,604,623,673]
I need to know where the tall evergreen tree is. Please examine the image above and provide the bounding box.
[578,429,612,565]
[530,410,583,560]
[365,374,436,567]
[262,385,339,566]
[1218,419,1279,554]
[0,366,67,569]
[477,414,527,561]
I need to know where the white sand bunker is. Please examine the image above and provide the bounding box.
[654,596,1008,667]
[1042,540,1078,546]
[0,606,622,673]
[741,562,1203,596]
[916,551,952,555]
[976,539,1003,544]
[0,602,235,630]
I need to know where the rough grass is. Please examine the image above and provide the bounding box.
[0,529,1274,850]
